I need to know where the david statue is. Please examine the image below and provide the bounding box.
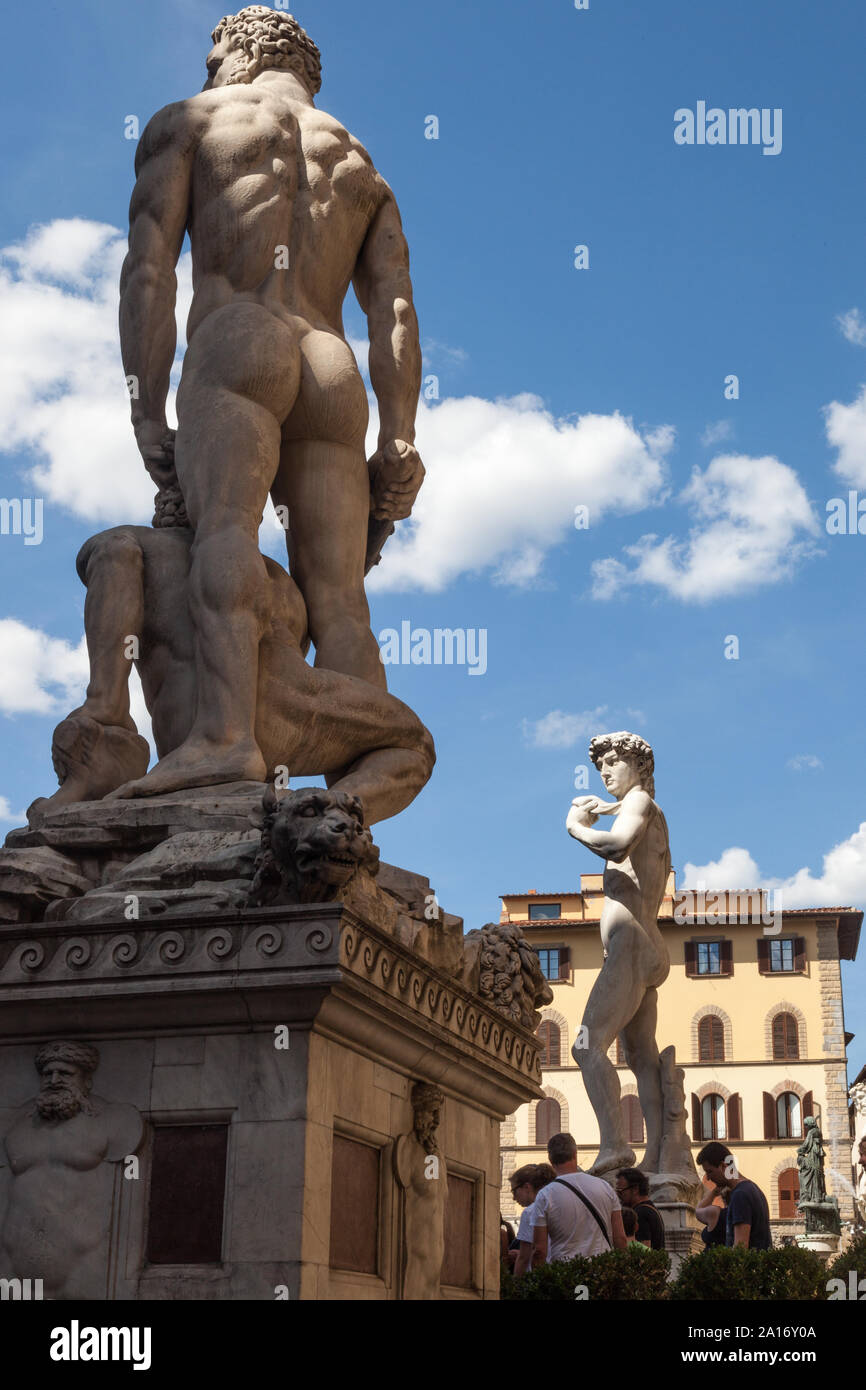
[566,732,672,1176]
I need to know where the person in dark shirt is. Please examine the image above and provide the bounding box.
[697,1142,772,1249]
[614,1168,666,1250]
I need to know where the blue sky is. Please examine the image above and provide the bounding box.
[2,0,866,1070]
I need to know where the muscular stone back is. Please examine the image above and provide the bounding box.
[181,86,384,337]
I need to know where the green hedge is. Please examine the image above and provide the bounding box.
[502,1241,834,1301]
[501,1243,670,1301]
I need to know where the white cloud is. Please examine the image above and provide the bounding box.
[700,419,734,447]
[837,308,866,347]
[0,219,191,523]
[591,453,820,602]
[787,753,823,772]
[682,823,866,909]
[368,396,673,592]
[522,707,608,749]
[824,383,866,487]
[0,620,88,716]
[0,796,26,822]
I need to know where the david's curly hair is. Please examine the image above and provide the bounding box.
[211,6,322,93]
[588,731,656,798]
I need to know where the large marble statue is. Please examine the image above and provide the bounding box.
[3,7,435,922]
[394,1083,447,1300]
[856,1135,866,1226]
[0,1042,142,1299]
[566,732,671,1176]
[116,4,424,797]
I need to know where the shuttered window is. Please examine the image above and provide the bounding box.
[771,1012,799,1060]
[698,1015,725,1061]
[536,1020,561,1067]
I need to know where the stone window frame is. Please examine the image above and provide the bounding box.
[691,1005,733,1063]
[328,1115,395,1292]
[532,1085,569,1146]
[537,1007,570,1067]
[764,1002,808,1061]
[138,1106,236,1286]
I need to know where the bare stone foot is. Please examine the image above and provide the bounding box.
[28,715,150,824]
[588,1147,635,1177]
[107,738,266,799]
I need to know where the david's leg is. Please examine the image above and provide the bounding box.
[574,966,643,1175]
[621,989,664,1172]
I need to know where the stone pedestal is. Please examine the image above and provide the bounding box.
[0,902,541,1300]
[655,1202,703,1277]
[795,1233,841,1262]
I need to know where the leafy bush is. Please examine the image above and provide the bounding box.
[825,1231,866,1288]
[501,1243,670,1301]
[670,1244,828,1301]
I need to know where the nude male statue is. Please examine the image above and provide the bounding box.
[118,6,424,796]
[0,1042,142,1299]
[566,733,671,1176]
[393,1083,447,1300]
[28,494,434,829]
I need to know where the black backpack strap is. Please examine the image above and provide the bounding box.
[552,1177,611,1248]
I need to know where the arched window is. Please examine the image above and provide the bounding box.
[778,1167,800,1218]
[701,1093,727,1141]
[772,1013,799,1060]
[535,1097,561,1146]
[536,1020,561,1068]
[698,1015,725,1062]
[776,1092,802,1140]
[621,1094,644,1144]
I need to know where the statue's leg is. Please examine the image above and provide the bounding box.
[28,530,151,819]
[111,304,301,797]
[77,528,145,729]
[621,988,664,1173]
[576,962,645,1175]
[257,631,435,824]
[274,329,381,688]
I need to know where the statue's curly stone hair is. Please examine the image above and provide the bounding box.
[588,730,656,798]
[212,6,322,94]
[35,1040,99,1076]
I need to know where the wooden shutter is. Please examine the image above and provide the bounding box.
[536,1020,558,1067]
[557,946,571,980]
[698,1016,711,1061]
[727,1093,742,1141]
[763,1091,776,1140]
[757,939,770,974]
[778,1167,800,1219]
[616,1036,625,1065]
[719,940,733,977]
[794,937,806,973]
[773,1012,799,1060]
[691,1093,702,1141]
[535,1097,561,1146]
[802,1091,813,1119]
[685,942,697,977]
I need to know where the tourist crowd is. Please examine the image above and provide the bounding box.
[501,1133,772,1277]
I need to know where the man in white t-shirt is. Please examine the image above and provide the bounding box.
[531,1132,626,1262]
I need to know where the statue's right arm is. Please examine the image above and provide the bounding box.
[119,103,195,485]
